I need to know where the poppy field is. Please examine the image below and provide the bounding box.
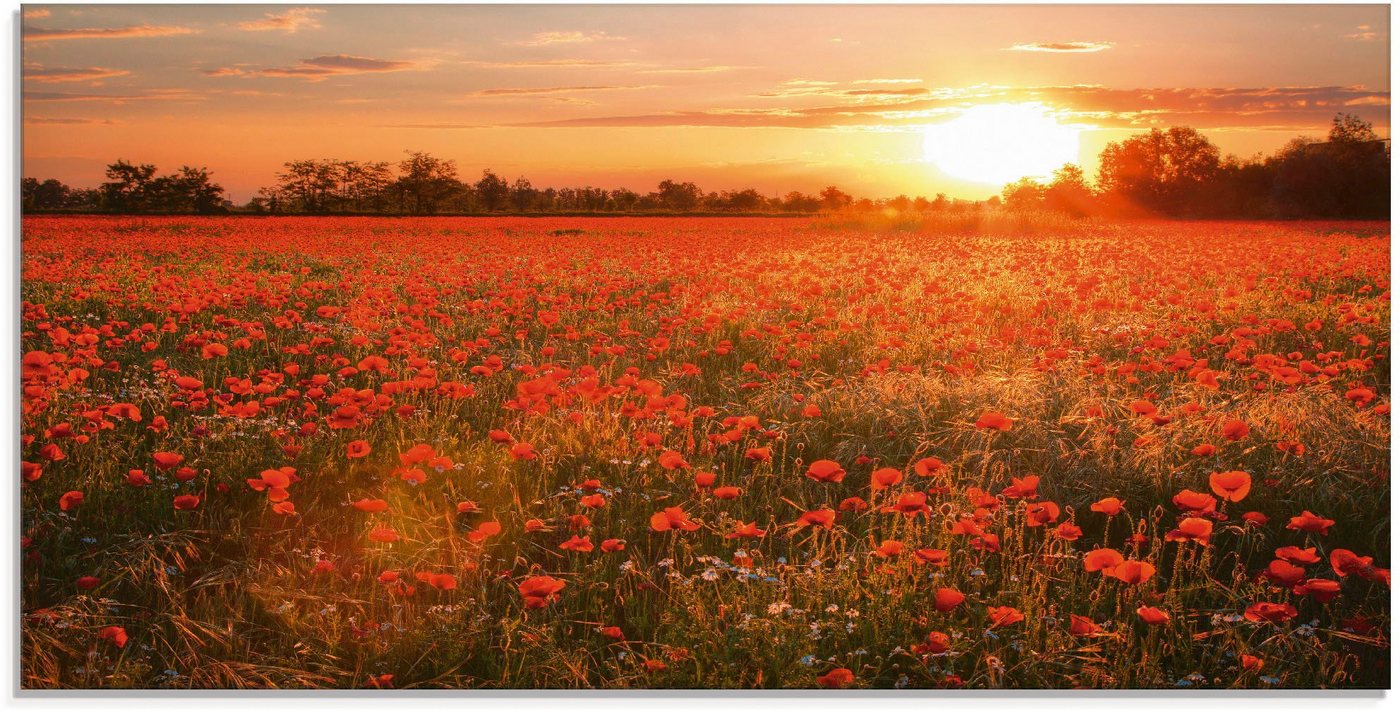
[18,215,1391,689]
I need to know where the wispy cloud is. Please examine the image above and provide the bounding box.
[237,7,324,34]
[24,64,130,83]
[374,122,493,130]
[1007,41,1114,53]
[22,9,50,19]
[638,64,744,74]
[755,79,931,101]
[457,58,739,74]
[473,85,657,97]
[204,55,425,81]
[514,30,626,47]
[512,85,1389,131]
[25,116,119,125]
[24,88,202,103]
[462,58,641,69]
[1345,24,1379,42]
[640,65,746,75]
[23,24,196,42]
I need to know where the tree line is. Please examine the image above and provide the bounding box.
[999,113,1389,219]
[22,113,1388,219]
[23,160,227,214]
[247,153,842,215]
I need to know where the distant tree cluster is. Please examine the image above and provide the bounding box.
[250,153,832,215]
[22,113,1388,219]
[24,160,228,214]
[1003,113,1390,219]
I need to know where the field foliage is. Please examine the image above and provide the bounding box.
[19,216,1390,689]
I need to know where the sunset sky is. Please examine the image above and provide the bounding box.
[21,3,1391,202]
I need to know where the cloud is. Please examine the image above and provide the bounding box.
[1345,24,1379,42]
[22,9,50,19]
[237,7,324,33]
[1007,41,1114,53]
[23,24,196,42]
[640,65,746,74]
[24,88,202,103]
[513,109,831,129]
[374,122,493,130]
[462,58,641,69]
[515,30,626,46]
[23,64,130,83]
[204,54,424,81]
[303,55,414,71]
[853,78,923,85]
[25,116,118,125]
[457,59,739,73]
[755,79,932,101]
[473,85,658,97]
[510,84,1390,131]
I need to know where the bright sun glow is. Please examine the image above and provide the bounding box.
[923,103,1082,185]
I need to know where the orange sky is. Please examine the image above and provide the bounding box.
[21,3,1392,202]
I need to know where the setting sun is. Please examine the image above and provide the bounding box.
[923,103,1082,185]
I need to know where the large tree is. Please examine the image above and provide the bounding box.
[655,179,702,211]
[397,151,460,214]
[101,160,158,212]
[1097,126,1221,216]
[1269,113,1389,219]
[475,170,511,212]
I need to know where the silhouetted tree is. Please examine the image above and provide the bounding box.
[782,191,820,213]
[1098,126,1221,216]
[655,180,702,211]
[99,160,224,213]
[511,177,538,212]
[819,186,853,212]
[22,178,71,211]
[276,159,338,213]
[101,160,158,212]
[1001,177,1046,212]
[1042,163,1095,217]
[1269,113,1389,218]
[475,170,511,212]
[610,188,641,212]
[163,166,226,213]
[397,151,459,214]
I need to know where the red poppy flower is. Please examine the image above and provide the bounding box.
[806,459,846,483]
[1244,601,1298,623]
[1208,470,1251,502]
[1090,497,1124,515]
[649,506,701,532]
[97,625,128,648]
[1069,615,1103,637]
[1286,511,1335,536]
[987,606,1025,628]
[975,411,1013,431]
[1136,606,1170,625]
[518,575,566,609]
[934,587,965,612]
[815,668,854,688]
[58,490,83,511]
[1165,517,1213,545]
